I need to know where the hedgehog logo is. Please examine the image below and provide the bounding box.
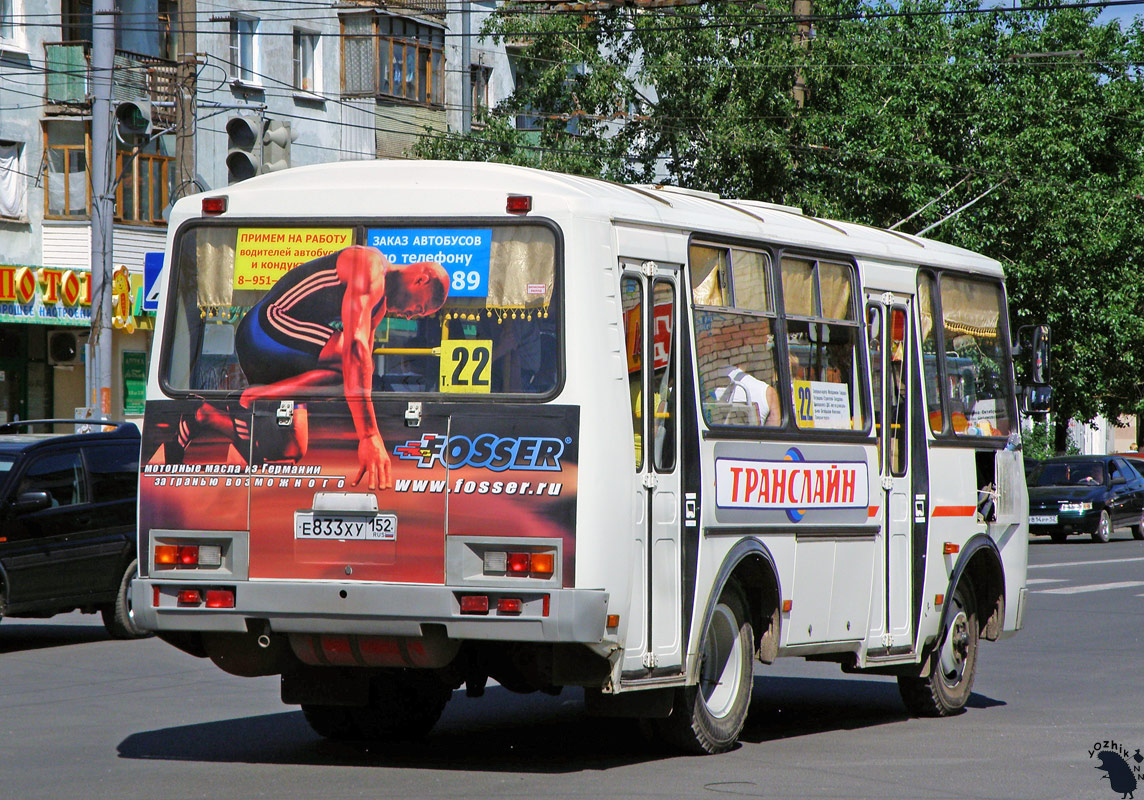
[1091,741,1144,799]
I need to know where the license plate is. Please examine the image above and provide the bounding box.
[1029,514,1057,526]
[295,512,397,540]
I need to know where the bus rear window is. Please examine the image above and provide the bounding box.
[162,223,559,397]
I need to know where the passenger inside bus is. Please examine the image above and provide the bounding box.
[713,366,781,427]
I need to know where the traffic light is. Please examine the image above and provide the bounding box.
[226,116,297,183]
[226,115,262,184]
[261,120,296,174]
[115,99,152,143]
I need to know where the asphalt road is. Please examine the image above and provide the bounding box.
[2,532,1143,800]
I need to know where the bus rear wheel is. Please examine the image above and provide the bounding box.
[898,580,979,717]
[350,670,453,741]
[656,582,754,754]
[301,704,359,740]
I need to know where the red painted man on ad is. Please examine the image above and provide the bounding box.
[168,245,450,490]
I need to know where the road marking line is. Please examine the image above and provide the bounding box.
[1034,581,1144,595]
[1027,578,1067,585]
[1029,556,1144,570]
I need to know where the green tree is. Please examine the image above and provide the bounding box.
[420,1,1144,446]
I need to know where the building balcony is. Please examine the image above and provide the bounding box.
[44,42,177,128]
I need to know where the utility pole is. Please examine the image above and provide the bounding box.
[461,0,472,133]
[175,0,198,201]
[89,0,115,419]
[792,0,811,108]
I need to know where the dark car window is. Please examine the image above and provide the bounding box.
[18,450,87,507]
[1030,460,1107,487]
[86,444,140,501]
[1113,458,1140,480]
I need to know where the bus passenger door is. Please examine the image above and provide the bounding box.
[621,265,683,674]
[868,295,915,651]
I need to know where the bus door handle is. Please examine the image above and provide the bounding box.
[642,473,659,490]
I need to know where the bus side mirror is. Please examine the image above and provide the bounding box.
[1030,324,1050,384]
[1022,384,1052,415]
[1015,324,1051,384]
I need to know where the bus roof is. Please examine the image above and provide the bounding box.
[173,160,1003,277]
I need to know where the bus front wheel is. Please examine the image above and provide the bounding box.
[898,580,979,717]
[656,582,754,754]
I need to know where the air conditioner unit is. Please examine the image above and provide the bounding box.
[48,331,80,366]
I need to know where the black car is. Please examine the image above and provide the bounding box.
[1027,455,1144,543]
[0,420,147,637]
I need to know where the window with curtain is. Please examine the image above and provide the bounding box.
[340,13,444,107]
[0,142,26,218]
[691,242,782,429]
[781,255,867,431]
[293,28,319,92]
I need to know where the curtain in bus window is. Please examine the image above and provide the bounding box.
[482,226,555,308]
[917,272,944,434]
[939,275,1011,437]
[781,257,815,317]
[818,260,853,320]
[730,248,770,313]
[689,244,730,307]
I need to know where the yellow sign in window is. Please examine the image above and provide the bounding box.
[233,228,353,290]
[439,339,493,393]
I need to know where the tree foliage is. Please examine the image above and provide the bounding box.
[416,1,1144,437]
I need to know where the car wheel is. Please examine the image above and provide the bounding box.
[653,581,754,754]
[898,580,979,717]
[1132,511,1144,541]
[1091,510,1112,543]
[101,559,152,639]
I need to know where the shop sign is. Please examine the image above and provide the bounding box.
[0,265,91,326]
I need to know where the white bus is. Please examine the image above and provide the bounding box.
[135,161,1044,754]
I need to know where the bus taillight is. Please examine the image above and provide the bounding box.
[529,553,555,576]
[506,194,532,214]
[204,589,235,608]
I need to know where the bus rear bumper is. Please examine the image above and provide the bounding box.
[132,578,609,644]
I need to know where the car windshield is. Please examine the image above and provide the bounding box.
[1030,461,1107,487]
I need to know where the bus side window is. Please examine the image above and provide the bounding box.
[781,256,866,432]
[867,304,883,463]
[622,276,644,469]
[691,243,780,429]
[918,272,944,434]
[652,279,676,472]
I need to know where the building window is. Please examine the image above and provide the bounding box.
[0,141,26,218]
[293,29,320,93]
[340,13,444,106]
[45,144,89,218]
[44,124,171,224]
[228,16,259,83]
[471,64,491,122]
[0,0,18,43]
[116,152,172,224]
